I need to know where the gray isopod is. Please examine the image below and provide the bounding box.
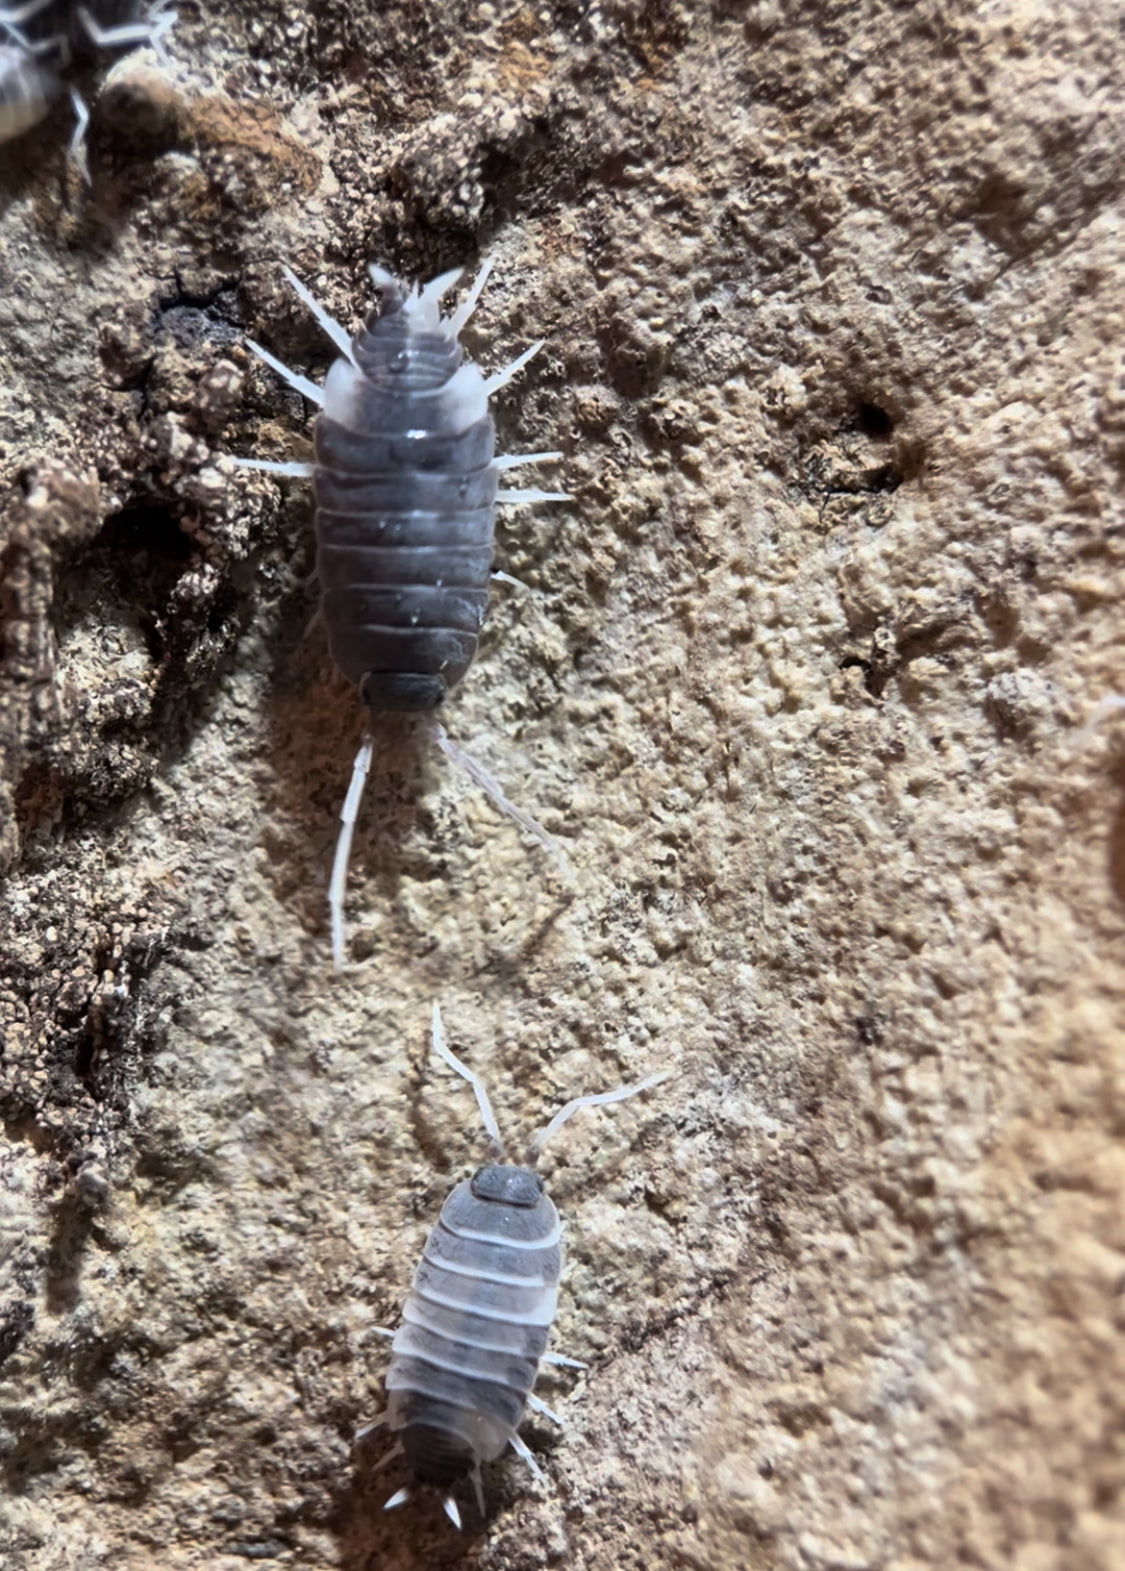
[363,1004,668,1529]
[235,261,569,970]
[0,0,175,152]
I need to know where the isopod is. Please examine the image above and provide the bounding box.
[363,1004,668,1529]
[234,261,570,969]
[0,0,175,154]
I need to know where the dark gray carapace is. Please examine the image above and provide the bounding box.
[236,262,569,969]
[0,0,175,148]
[362,1005,669,1530]
[314,267,501,714]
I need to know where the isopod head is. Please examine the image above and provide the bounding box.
[470,1165,545,1205]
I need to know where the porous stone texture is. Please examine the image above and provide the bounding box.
[2,2,1124,1568]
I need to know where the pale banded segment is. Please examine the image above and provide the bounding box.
[384,1171,563,1485]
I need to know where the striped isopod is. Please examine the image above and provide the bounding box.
[0,0,175,153]
[362,1004,669,1529]
[235,261,570,969]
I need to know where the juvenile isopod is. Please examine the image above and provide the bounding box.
[0,0,175,155]
[234,261,570,969]
[362,1004,669,1528]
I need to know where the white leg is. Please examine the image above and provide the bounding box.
[471,1466,485,1515]
[246,337,324,407]
[383,1486,410,1512]
[442,1496,463,1530]
[328,734,375,972]
[484,339,545,396]
[230,456,315,478]
[283,266,356,366]
[66,84,90,182]
[526,1392,565,1427]
[446,258,494,336]
[354,1411,386,1441]
[424,719,570,874]
[372,1441,403,1472]
[419,265,465,312]
[0,0,55,31]
[369,1325,395,1341]
[541,1351,589,1370]
[508,1431,547,1486]
[493,451,562,471]
[76,3,175,57]
[496,486,571,504]
[491,569,528,591]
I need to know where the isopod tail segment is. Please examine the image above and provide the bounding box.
[364,1004,671,1530]
[232,260,572,973]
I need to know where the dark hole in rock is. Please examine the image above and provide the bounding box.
[53,504,194,666]
[854,403,894,438]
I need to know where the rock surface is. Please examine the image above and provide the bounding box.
[2,2,1124,1567]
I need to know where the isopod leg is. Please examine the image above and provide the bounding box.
[442,1496,463,1530]
[230,457,316,478]
[0,0,54,31]
[484,339,545,396]
[471,1466,485,1516]
[75,2,176,57]
[540,1350,589,1370]
[419,265,466,312]
[372,1441,403,1473]
[445,258,494,336]
[245,337,325,407]
[526,1392,565,1427]
[328,733,375,973]
[508,1431,548,1486]
[496,487,572,504]
[492,451,563,471]
[354,1411,386,1441]
[282,266,356,366]
[66,84,90,180]
[383,1486,410,1512]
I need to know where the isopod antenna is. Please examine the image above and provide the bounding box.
[526,1068,671,1166]
[430,1002,504,1157]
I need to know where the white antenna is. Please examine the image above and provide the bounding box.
[527,1070,671,1164]
[329,733,375,972]
[431,1004,504,1156]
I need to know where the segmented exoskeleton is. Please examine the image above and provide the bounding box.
[0,0,175,152]
[361,1005,668,1528]
[235,262,569,969]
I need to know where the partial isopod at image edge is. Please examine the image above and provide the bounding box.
[228,256,574,971]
